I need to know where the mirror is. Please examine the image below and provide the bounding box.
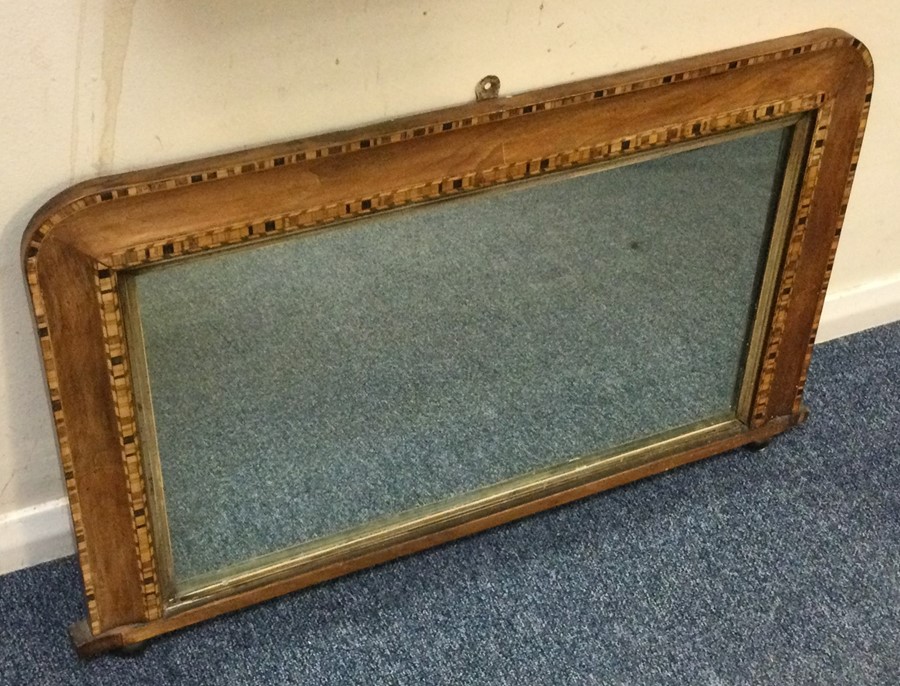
[25,30,871,652]
[125,122,797,594]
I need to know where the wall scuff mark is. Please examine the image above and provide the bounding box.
[98,0,136,171]
[69,0,88,180]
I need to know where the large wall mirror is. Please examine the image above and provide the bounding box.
[23,29,872,654]
[126,120,801,600]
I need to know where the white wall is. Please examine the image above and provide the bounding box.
[1,1,898,574]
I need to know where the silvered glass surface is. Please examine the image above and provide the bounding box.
[129,125,793,585]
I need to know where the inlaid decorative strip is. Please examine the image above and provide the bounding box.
[106,94,823,270]
[750,100,834,426]
[20,35,858,264]
[791,41,875,416]
[24,262,101,631]
[93,268,162,621]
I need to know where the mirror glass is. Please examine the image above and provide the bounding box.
[127,124,795,589]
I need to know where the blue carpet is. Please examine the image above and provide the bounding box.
[1,321,898,684]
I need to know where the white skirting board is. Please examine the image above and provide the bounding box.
[815,273,900,343]
[1,276,898,577]
[0,498,73,576]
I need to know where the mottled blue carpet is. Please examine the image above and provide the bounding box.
[1,320,898,684]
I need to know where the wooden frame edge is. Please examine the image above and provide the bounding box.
[20,28,871,260]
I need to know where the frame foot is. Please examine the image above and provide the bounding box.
[116,640,148,656]
[69,619,145,658]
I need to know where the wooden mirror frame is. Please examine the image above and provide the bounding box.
[22,29,872,656]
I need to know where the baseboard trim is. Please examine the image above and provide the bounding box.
[2,276,898,576]
[817,273,900,343]
[0,497,74,576]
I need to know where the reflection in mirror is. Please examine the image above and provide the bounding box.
[126,123,795,591]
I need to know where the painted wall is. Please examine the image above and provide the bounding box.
[1,1,898,573]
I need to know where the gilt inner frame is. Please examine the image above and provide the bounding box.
[124,115,811,609]
[21,29,874,654]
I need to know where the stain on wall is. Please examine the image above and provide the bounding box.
[98,0,136,170]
